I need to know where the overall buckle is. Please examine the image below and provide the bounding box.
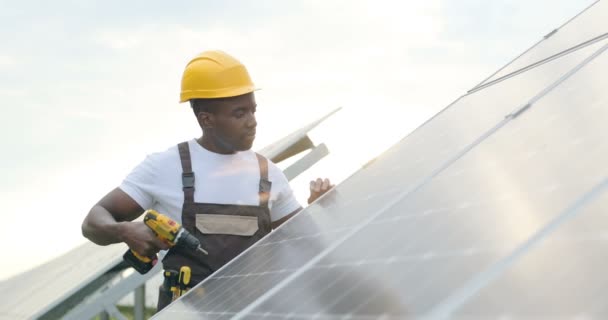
[182,172,195,190]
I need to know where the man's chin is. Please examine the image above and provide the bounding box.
[236,142,254,151]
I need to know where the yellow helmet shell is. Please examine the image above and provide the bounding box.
[180,50,255,102]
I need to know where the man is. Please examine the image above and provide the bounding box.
[81,50,333,311]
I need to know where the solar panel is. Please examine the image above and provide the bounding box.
[473,0,607,92]
[241,43,608,319]
[0,242,127,320]
[453,186,608,318]
[445,44,608,319]
[151,34,608,320]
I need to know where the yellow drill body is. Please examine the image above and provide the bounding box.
[144,209,182,245]
[123,209,207,274]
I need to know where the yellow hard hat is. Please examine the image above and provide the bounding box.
[179,50,255,102]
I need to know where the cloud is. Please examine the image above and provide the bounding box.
[85,1,451,110]
[0,55,16,69]
[96,30,144,50]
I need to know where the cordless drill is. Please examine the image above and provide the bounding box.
[123,209,208,274]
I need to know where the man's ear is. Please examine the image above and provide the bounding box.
[197,112,214,129]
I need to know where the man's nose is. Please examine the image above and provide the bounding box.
[246,112,257,128]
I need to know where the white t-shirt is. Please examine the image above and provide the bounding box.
[119,139,302,224]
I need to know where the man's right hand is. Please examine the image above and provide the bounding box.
[121,221,172,257]
[83,188,163,250]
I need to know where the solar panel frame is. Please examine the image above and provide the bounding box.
[470,0,606,93]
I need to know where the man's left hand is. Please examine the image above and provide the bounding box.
[308,178,334,204]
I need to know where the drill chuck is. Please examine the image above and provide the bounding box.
[177,229,201,250]
[177,229,209,255]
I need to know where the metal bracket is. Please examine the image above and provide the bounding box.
[506,103,532,119]
[62,264,162,320]
[544,28,559,39]
[283,143,330,181]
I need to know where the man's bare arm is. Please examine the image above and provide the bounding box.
[82,188,169,256]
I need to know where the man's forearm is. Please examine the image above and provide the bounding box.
[82,205,127,245]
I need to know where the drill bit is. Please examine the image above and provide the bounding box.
[197,246,209,255]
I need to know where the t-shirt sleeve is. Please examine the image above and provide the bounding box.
[119,154,158,210]
[268,163,302,222]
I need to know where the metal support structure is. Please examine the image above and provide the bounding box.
[62,264,162,320]
[105,304,128,320]
[134,284,146,320]
[36,271,119,320]
[283,143,329,181]
[99,311,110,320]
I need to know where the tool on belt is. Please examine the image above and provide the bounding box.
[123,209,208,274]
[177,266,191,300]
[164,266,192,301]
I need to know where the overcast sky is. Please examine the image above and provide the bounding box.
[0,0,594,281]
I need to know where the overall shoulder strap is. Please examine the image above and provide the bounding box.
[255,153,271,208]
[178,142,195,204]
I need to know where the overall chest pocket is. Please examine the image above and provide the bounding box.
[195,214,259,236]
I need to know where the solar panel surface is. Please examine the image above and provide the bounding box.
[0,242,127,320]
[475,0,607,90]
[151,35,608,320]
[451,45,608,319]
[244,43,608,319]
